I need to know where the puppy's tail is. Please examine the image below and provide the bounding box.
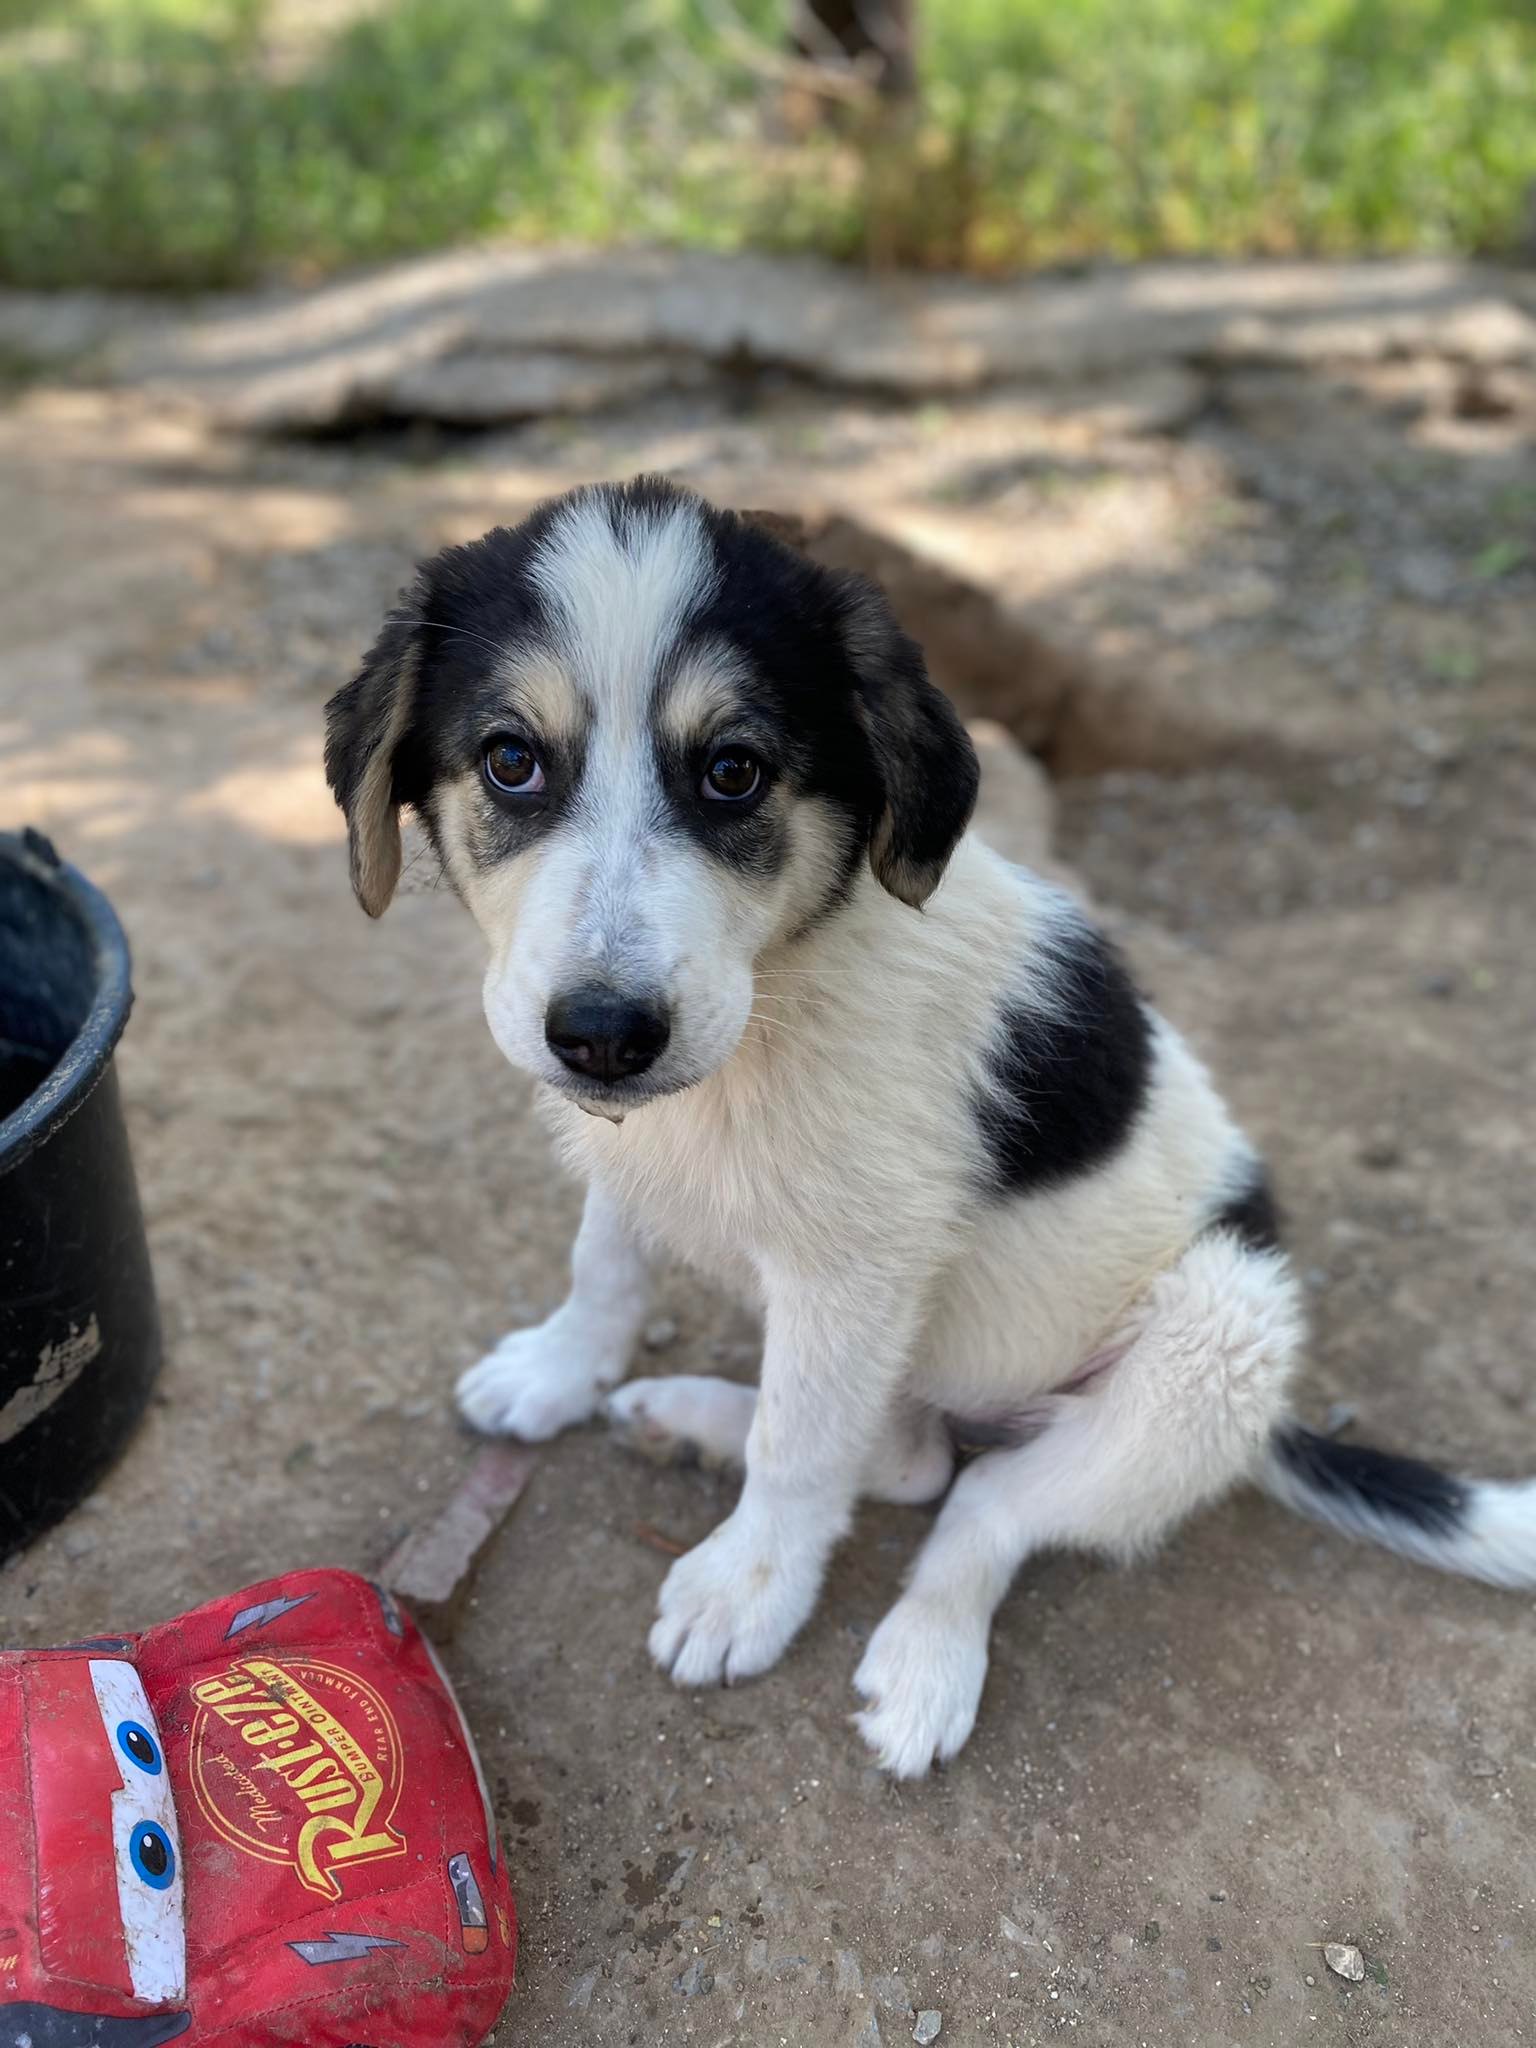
[1260,1422,1536,1590]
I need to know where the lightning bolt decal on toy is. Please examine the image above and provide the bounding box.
[287,1933,407,1967]
[222,1593,315,1640]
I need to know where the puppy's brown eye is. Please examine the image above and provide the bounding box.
[484,736,545,796]
[702,751,761,802]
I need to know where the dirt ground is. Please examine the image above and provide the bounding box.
[2,282,1535,2045]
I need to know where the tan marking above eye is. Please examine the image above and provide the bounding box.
[657,646,750,750]
[496,649,583,743]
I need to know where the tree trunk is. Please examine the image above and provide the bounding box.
[794,0,917,101]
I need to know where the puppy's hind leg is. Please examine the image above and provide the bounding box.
[854,1236,1303,1777]
[458,1182,650,1440]
[865,1401,957,1506]
[607,1375,758,1471]
[609,1378,953,1505]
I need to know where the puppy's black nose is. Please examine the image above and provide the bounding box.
[545,987,671,1083]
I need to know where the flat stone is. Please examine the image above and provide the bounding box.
[0,288,170,368]
[1324,1942,1366,1983]
[914,2012,943,2043]
[90,250,1536,431]
[871,1972,912,2015]
[381,1441,536,1638]
[383,349,702,427]
[566,1970,597,2011]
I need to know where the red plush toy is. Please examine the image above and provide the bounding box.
[1,1569,516,2046]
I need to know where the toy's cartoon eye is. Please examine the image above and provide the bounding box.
[90,1659,186,2002]
[130,1820,177,1891]
[117,1718,164,1774]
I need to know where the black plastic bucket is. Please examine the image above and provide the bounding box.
[0,828,161,1563]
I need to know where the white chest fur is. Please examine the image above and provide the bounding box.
[545,840,1250,1408]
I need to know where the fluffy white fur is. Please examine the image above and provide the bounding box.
[331,481,1532,1779]
[474,836,1303,1765]
[443,496,1302,1769]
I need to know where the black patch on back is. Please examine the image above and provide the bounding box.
[975,920,1153,1197]
[1273,1424,1470,1536]
[1208,1164,1283,1251]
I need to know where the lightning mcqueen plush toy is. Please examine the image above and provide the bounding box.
[0,1570,516,2047]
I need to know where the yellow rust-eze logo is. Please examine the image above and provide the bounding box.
[190,1658,406,1899]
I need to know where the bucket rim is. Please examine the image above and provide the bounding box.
[0,827,135,1177]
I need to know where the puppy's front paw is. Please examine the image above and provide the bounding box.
[648,1510,824,1688]
[852,1597,989,1778]
[455,1321,610,1440]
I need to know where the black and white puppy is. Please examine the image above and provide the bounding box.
[326,476,1536,1777]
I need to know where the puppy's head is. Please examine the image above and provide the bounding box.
[325,477,976,1112]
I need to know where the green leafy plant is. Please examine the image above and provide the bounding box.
[1,0,1533,288]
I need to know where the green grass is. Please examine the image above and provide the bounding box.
[1,0,1534,289]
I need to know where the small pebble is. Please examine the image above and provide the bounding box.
[1358,1136,1401,1170]
[643,1317,679,1350]
[1323,1402,1358,1438]
[1324,1943,1365,1983]
[871,1974,912,2015]
[913,2013,942,2044]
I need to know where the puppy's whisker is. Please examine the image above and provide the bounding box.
[393,616,513,659]
[744,1010,796,1042]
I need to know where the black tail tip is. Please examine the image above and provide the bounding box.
[1272,1423,1470,1537]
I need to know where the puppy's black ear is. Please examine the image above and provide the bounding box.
[324,603,425,918]
[843,580,978,908]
